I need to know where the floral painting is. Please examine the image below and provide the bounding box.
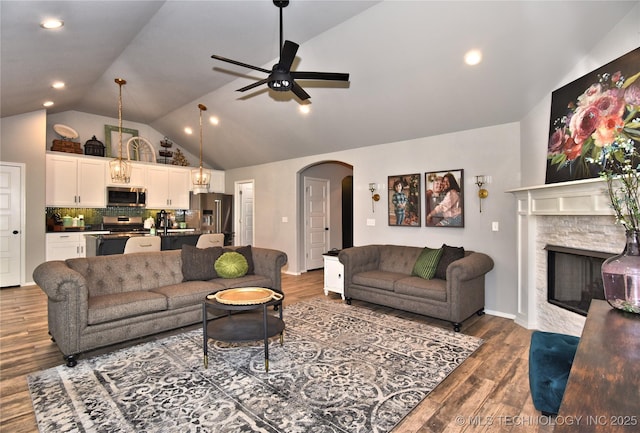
[388,174,421,226]
[546,47,640,183]
[425,169,464,228]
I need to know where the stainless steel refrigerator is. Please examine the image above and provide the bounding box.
[186,193,234,245]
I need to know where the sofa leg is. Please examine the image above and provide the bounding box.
[453,323,461,332]
[477,309,485,316]
[346,298,352,305]
[64,354,78,368]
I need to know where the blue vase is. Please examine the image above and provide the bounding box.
[601,230,640,314]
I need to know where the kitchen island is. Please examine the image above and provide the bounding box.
[85,231,203,256]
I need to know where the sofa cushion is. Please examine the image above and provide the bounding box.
[224,245,255,275]
[353,270,406,291]
[67,251,184,297]
[435,244,465,280]
[412,247,443,279]
[378,245,423,275]
[88,291,167,325]
[216,274,274,289]
[215,252,249,278]
[395,276,447,302]
[151,280,225,310]
[182,245,223,281]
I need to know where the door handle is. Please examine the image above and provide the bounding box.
[13,230,19,234]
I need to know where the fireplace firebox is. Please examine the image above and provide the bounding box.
[546,245,614,316]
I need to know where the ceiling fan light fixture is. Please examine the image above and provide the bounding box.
[210,0,349,101]
[191,103,211,194]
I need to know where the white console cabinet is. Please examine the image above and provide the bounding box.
[323,254,344,299]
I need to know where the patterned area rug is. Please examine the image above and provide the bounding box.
[28,298,482,433]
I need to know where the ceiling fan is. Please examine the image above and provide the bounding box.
[210,0,350,101]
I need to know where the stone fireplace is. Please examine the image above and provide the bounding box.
[510,179,626,336]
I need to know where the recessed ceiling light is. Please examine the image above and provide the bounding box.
[299,105,311,114]
[52,81,65,89]
[209,116,219,125]
[184,127,193,135]
[43,101,54,107]
[40,19,64,30]
[464,49,482,66]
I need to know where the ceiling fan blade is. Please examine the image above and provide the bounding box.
[211,54,271,74]
[291,71,350,81]
[290,81,311,100]
[279,40,299,72]
[236,78,270,92]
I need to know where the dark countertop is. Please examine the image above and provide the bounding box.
[85,230,203,240]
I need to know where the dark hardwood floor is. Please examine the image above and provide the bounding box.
[0,270,552,432]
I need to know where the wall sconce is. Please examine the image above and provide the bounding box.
[475,175,490,212]
[369,183,380,212]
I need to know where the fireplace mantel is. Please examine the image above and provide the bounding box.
[508,177,621,334]
[508,177,613,216]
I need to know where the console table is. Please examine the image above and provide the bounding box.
[556,300,640,432]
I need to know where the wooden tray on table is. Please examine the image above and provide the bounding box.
[207,287,282,305]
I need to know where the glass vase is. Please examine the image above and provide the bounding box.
[601,230,640,314]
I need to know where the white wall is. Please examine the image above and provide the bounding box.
[46,110,203,167]
[0,110,47,283]
[520,3,640,186]
[226,122,521,317]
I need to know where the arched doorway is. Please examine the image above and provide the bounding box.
[298,161,353,272]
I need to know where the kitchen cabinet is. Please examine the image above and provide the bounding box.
[46,233,83,261]
[210,170,225,193]
[146,165,191,209]
[46,154,106,207]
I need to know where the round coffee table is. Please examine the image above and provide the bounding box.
[202,288,285,372]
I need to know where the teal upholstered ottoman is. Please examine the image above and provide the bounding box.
[528,331,580,415]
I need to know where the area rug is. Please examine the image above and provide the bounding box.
[28,298,482,433]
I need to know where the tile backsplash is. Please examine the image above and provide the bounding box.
[46,207,188,228]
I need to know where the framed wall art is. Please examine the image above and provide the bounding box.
[545,46,640,184]
[104,125,139,159]
[388,174,421,226]
[425,169,464,227]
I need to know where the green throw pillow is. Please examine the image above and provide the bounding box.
[215,251,249,279]
[412,247,443,280]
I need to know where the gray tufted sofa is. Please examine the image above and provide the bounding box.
[33,246,287,366]
[339,245,494,331]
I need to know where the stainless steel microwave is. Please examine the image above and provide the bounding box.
[106,187,146,207]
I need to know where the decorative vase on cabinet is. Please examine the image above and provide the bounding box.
[601,230,640,314]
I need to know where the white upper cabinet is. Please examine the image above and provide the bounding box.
[146,165,191,209]
[210,170,225,193]
[46,153,106,207]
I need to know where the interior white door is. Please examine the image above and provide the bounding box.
[0,164,22,287]
[240,182,254,245]
[304,177,329,271]
[235,181,254,246]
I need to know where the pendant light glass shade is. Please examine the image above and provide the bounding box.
[109,78,131,183]
[191,103,211,194]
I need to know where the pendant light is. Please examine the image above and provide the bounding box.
[109,78,132,183]
[191,103,211,194]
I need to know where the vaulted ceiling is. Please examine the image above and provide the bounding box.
[1,1,637,169]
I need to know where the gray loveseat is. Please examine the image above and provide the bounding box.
[339,244,494,331]
[33,246,287,366]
